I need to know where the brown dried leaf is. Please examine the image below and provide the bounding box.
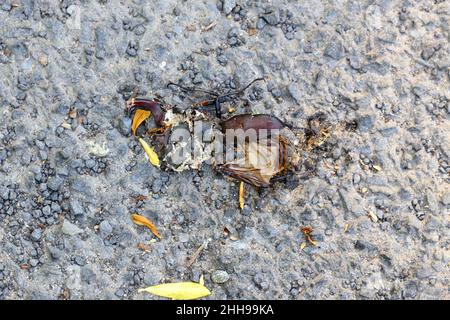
[301,226,313,235]
[69,109,77,119]
[186,24,197,32]
[247,28,257,36]
[301,226,317,246]
[131,213,161,239]
[137,242,151,252]
[132,109,151,135]
[133,194,148,202]
[59,288,71,300]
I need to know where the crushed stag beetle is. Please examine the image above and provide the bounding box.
[126,78,332,207]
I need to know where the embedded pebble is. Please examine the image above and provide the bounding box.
[211,270,230,284]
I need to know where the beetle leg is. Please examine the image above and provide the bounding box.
[215,98,222,119]
[145,127,166,135]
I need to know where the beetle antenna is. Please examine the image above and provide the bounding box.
[167,82,219,96]
[219,77,265,98]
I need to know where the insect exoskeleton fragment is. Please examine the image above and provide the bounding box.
[126,79,323,208]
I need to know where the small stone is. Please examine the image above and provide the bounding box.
[348,54,362,69]
[115,289,125,298]
[99,220,113,238]
[357,115,375,132]
[222,0,236,14]
[31,228,42,241]
[61,146,74,159]
[288,82,302,104]
[61,220,83,236]
[324,38,345,60]
[85,159,96,169]
[69,199,84,216]
[441,192,450,206]
[29,259,39,267]
[421,47,435,61]
[74,256,86,266]
[81,267,96,284]
[264,11,280,26]
[256,18,266,30]
[211,270,230,284]
[0,188,9,200]
[51,202,61,213]
[118,118,131,136]
[49,246,63,260]
[47,176,64,191]
[42,205,52,216]
[354,240,366,250]
[404,281,418,298]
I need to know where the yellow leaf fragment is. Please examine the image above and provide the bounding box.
[344,223,350,233]
[239,182,244,209]
[132,109,151,135]
[139,282,211,300]
[199,274,205,286]
[131,213,161,239]
[138,137,160,167]
[373,165,382,172]
[300,242,306,250]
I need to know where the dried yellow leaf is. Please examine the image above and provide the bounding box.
[131,213,161,239]
[199,274,204,286]
[239,181,244,209]
[300,242,306,250]
[344,223,350,233]
[138,137,160,167]
[373,165,382,172]
[138,282,211,300]
[132,109,151,135]
[368,210,378,222]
